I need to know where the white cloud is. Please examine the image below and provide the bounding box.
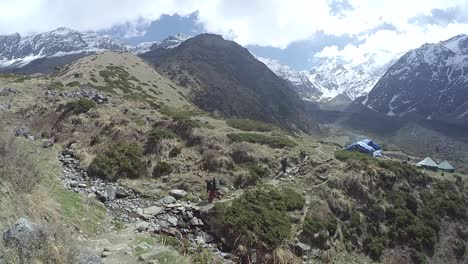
[0,0,468,59]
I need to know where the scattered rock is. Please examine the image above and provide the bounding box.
[135,242,151,251]
[294,242,311,256]
[160,196,176,204]
[0,87,19,96]
[167,216,178,227]
[189,217,204,226]
[135,222,150,232]
[97,186,117,202]
[143,206,163,216]
[13,127,31,138]
[0,102,12,111]
[42,140,54,148]
[69,247,102,264]
[170,189,188,199]
[138,252,158,262]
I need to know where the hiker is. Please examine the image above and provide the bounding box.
[212,177,223,200]
[299,150,306,161]
[206,180,215,203]
[280,157,288,173]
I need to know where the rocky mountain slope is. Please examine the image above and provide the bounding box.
[141,34,320,133]
[364,35,468,123]
[256,57,322,101]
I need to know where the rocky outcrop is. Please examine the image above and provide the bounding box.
[46,87,109,104]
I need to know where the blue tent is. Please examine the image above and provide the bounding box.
[345,138,383,156]
[359,139,381,150]
[345,141,375,154]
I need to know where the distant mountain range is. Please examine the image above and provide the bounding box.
[1,27,468,126]
[258,55,398,102]
[0,27,189,73]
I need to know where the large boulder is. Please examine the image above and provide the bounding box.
[3,218,42,248]
[159,196,176,204]
[97,186,117,202]
[143,206,163,216]
[169,190,187,200]
[2,218,46,261]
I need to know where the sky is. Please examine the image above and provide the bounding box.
[1,0,468,70]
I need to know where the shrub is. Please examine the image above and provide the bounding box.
[169,146,182,158]
[144,128,178,155]
[226,119,276,132]
[334,150,370,162]
[281,187,305,211]
[63,98,96,114]
[152,161,173,177]
[302,213,338,240]
[227,133,296,148]
[88,143,146,181]
[364,237,385,261]
[200,150,233,172]
[211,186,293,254]
[230,143,256,164]
[47,82,65,91]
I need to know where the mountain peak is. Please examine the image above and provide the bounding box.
[50,27,78,35]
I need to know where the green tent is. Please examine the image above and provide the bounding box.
[417,157,438,170]
[438,161,455,172]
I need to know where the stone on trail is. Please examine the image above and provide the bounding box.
[143,206,163,216]
[135,221,150,232]
[97,186,117,202]
[169,189,187,199]
[160,195,176,204]
[135,242,151,251]
[68,247,102,264]
[42,140,54,148]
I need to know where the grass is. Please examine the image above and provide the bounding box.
[48,82,66,91]
[227,133,296,148]
[66,81,81,87]
[226,119,277,132]
[334,149,371,162]
[50,179,106,234]
[0,132,106,263]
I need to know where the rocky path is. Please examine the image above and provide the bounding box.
[59,149,232,263]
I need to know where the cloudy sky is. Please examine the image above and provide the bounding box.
[1,0,468,69]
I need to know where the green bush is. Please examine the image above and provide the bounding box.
[144,128,178,154]
[234,163,269,188]
[64,98,96,114]
[281,187,305,211]
[211,186,293,252]
[302,213,338,238]
[227,133,296,148]
[152,161,173,177]
[148,128,178,142]
[226,119,276,132]
[88,143,145,181]
[169,147,182,158]
[364,237,385,261]
[334,149,371,162]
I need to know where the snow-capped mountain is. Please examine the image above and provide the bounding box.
[0,28,190,70]
[259,55,397,102]
[308,56,397,101]
[256,57,322,101]
[364,35,468,122]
